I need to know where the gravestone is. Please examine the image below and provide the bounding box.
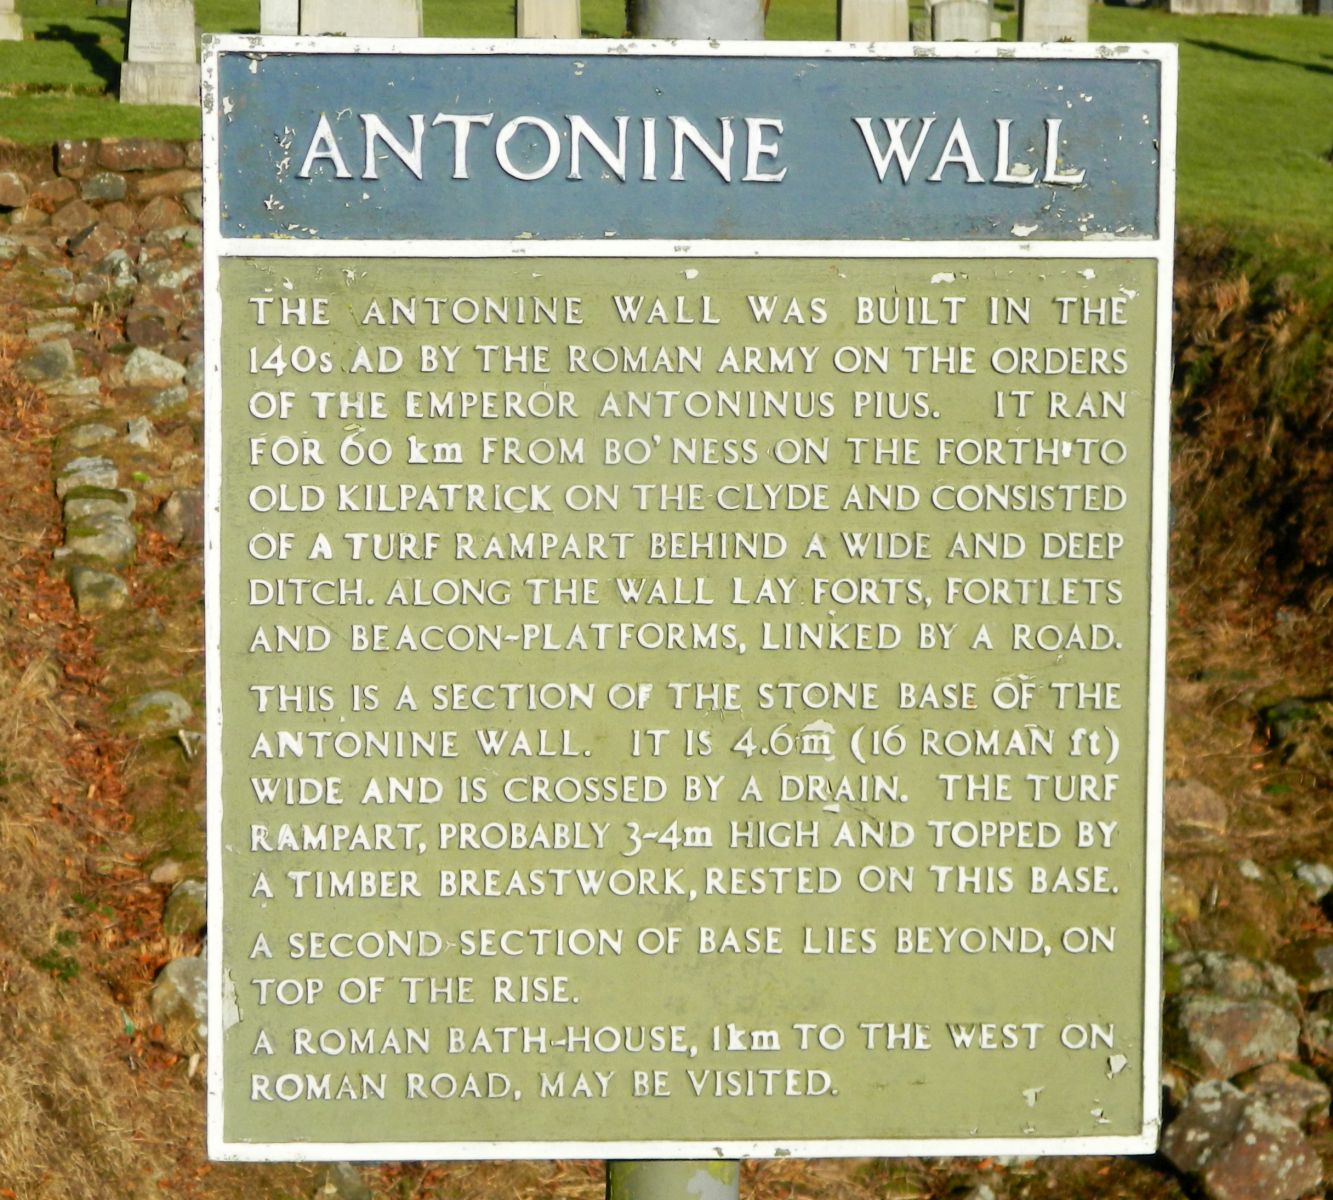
[260,0,300,36]
[1020,0,1088,40]
[203,39,1175,1163]
[120,0,199,106]
[1169,0,1299,12]
[0,0,21,42]
[840,0,911,40]
[931,0,992,39]
[518,0,582,37]
[299,0,422,36]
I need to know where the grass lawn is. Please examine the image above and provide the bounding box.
[0,0,1329,251]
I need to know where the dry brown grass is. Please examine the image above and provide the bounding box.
[0,218,1328,1200]
[0,498,145,1195]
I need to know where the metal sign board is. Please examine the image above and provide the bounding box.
[203,38,1175,1161]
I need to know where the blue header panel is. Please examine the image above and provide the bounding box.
[211,44,1164,242]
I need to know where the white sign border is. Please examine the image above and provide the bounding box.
[203,35,1175,1163]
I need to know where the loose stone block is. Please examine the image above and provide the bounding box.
[124,689,194,734]
[931,0,992,39]
[18,338,77,385]
[1238,1064,1331,1131]
[0,171,28,209]
[149,953,208,1046]
[58,140,97,179]
[51,199,100,235]
[121,0,199,106]
[31,178,78,211]
[156,488,204,544]
[68,223,126,263]
[8,207,48,228]
[1166,778,1230,837]
[81,171,129,203]
[136,195,189,230]
[123,346,187,387]
[1167,994,1301,1079]
[97,139,187,171]
[61,422,118,453]
[68,566,131,614]
[63,487,136,522]
[300,0,423,36]
[59,513,138,569]
[163,879,208,937]
[1163,1082,1323,1200]
[134,167,203,198]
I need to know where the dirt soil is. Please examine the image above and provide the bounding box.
[0,222,1330,1199]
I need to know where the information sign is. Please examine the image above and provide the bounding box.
[203,39,1176,1160]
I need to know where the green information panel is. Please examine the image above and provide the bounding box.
[204,41,1175,1161]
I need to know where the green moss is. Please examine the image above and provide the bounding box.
[61,484,126,503]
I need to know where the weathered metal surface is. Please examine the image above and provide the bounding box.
[214,47,1163,242]
[203,39,1175,1163]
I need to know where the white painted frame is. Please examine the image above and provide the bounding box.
[202,35,1176,1163]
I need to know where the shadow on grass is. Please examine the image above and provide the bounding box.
[34,22,124,92]
[1182,36,1333,77]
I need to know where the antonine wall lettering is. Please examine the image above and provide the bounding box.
[217,253,1156,1139]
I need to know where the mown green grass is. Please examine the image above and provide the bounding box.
[0,0,1329,253]
[1093,6,1332,244]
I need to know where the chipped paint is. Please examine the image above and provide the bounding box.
[213,49,1162,242]
[220,968,241,1030]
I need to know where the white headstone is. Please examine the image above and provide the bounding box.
[1169,0,1298,12]
[931,0,991,39]
[300,0,423,36]
[121,0,199,105]
[260,0,300,35]
[1020,0,1088,41]
[517,0,581,37]
[840,0,910,40]
[0,0,21,42]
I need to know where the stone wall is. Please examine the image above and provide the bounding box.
[1,138,204,365]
